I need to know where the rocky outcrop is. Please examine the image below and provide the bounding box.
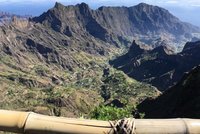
[6,74,48,88]
[0,12,30,25]
[111,40,200,91]
[32,2,200,49]
[137,65,200,118]
[45,90,102,117]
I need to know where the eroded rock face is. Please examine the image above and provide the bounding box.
[111,41,200,91]
[137,65,200,118]
[0,12,30,26]
[32,2,200,49]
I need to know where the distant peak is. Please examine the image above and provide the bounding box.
[136,2,153,7]
[135,2,169,14]
[130,40,143,51]
[98,6,105,11]
[76,2,91,14]
[138,2,150,6]
[77,2,90,9]
[54,2,65,9]
[132,40,138,46]
[132,40,139,46]
[80,2,89,6]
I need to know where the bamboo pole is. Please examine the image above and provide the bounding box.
[0,110,30,133]
[0,110,200,134]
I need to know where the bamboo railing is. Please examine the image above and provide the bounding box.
[0,110,200,134]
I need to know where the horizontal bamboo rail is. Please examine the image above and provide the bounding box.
[0,110,200,134]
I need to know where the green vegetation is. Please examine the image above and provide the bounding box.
[0,46,159,120]
[90,105,133,120]
[100,68,158,104]
[88,68,158,120]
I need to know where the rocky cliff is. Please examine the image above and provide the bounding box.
[0,11,30,25]
[111,40,200,91]
[32,2,200,50]
[137,65,200,118]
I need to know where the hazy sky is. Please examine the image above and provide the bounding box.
[0,0,199,27]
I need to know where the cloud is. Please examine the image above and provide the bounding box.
[191,4,200,7]
[165,0,178,4]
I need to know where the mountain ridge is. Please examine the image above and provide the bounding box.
[32,2,200,50]
[111,40,200,91]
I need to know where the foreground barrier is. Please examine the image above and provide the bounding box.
[0,110,200,134]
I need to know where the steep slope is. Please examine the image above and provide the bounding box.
[137,65,200,118]
[0,18,108,117]
[0,7,159,117]
[33,2,200,50]
[32,2,128,47]
[111,40,200,91]
[96,3,199,35]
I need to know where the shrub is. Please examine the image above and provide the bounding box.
[90,105,133,121]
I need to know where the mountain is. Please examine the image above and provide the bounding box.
[0,2,199,118]
[32,2,200,50]
[0,3,160,117]
[0,15,110,117]
[0,11,30,25]
[110,40,200,91]
[32,2,128,47]
[0,12,15,25]
[137,65,200,118]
